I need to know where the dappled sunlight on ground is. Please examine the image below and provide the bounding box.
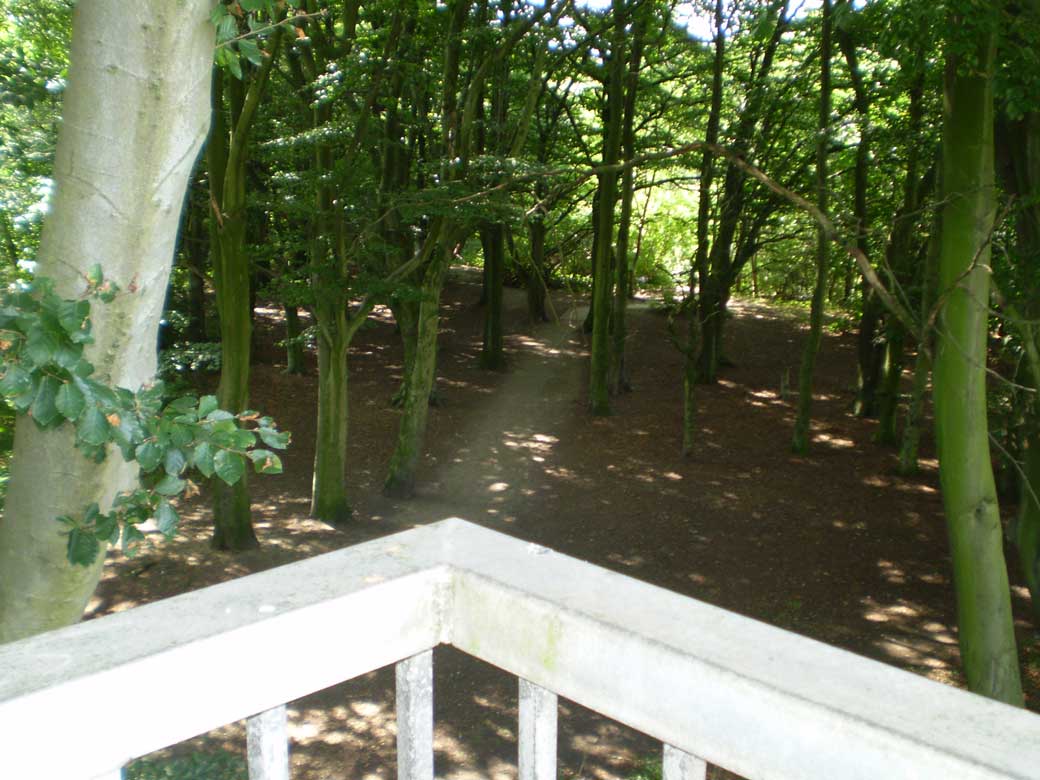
[91,279,1040,779]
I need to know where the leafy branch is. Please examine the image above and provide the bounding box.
[0,267,290,566]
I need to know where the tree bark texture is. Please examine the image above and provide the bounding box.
[934,21,1023,705]
[0,0,214,641]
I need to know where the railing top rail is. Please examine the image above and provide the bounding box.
[2,518,1039,780]
[0,526,451,778]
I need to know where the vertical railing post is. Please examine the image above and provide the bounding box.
[396,650,434,780]
[518,679,557,780]
[247,704,290,780]
[662,744,707,780]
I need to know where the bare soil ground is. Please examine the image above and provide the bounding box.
[89,268,1040,779]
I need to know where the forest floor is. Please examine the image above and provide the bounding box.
[89,267,1040,780]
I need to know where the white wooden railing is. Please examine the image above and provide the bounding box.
[2,519,1040,780]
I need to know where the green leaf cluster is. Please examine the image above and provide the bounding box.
[0,269,290,566]
[126,749,246,780]
[211,0,288,80]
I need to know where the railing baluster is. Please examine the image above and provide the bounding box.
[518,678,557,780]
[663,744,707,780]
[247,704,290,780]
[396,650,434,780]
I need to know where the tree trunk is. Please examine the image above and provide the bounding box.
[479,223,506,370]
[209,67,266,552]
[694,0,725,391]
[838,17,878,419]
[1016,424,1040,625]
[792,0,832,455]
[699,2,787,383]
[525,219,549,322]
[0,0,213,642]
[853,292,884,416]
[610,4,647,395]
[934,19,1022,705]
[874,323,906,446]
[283,304,305,375]
[384,247,451,497]
[588,2,626,416]
[995,85,1040,629]
[184,189,208,343]
[390,296,420,407]
[898,209,938,476]
[311,323,351,524]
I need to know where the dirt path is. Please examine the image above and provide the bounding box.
[372,297,590,528]
[89,271,1040,780]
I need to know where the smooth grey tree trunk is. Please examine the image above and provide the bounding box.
[0,0,214,642]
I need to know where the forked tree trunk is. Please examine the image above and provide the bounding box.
[209,55,284,551]
[0,0,214,642]
[384,248,452,497]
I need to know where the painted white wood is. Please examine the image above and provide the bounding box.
[443,519,1040,780]
[0,526,451,780]
[663,744,707,780]
[247,705,289,780]
[518,678,557,780]
[396,650,434,780]
[4,519,1040,780]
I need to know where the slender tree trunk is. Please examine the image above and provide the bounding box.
[610,4,647,395]
[683,0,724,451]
[874,325,906,445]
[0,0,213,641]
[479,224,506,370]
[898,214,939,475]
[210,68,261,551]
[682,311,700,456]
[311,322,351,523]
[792,0,832,455]
[934,20,1022,705]
[583,188,601,335]
[588,2,626,416]
[838,16,879,419]
[854,293,884,416]
[184,191,208,343]
[283,304,305,375]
